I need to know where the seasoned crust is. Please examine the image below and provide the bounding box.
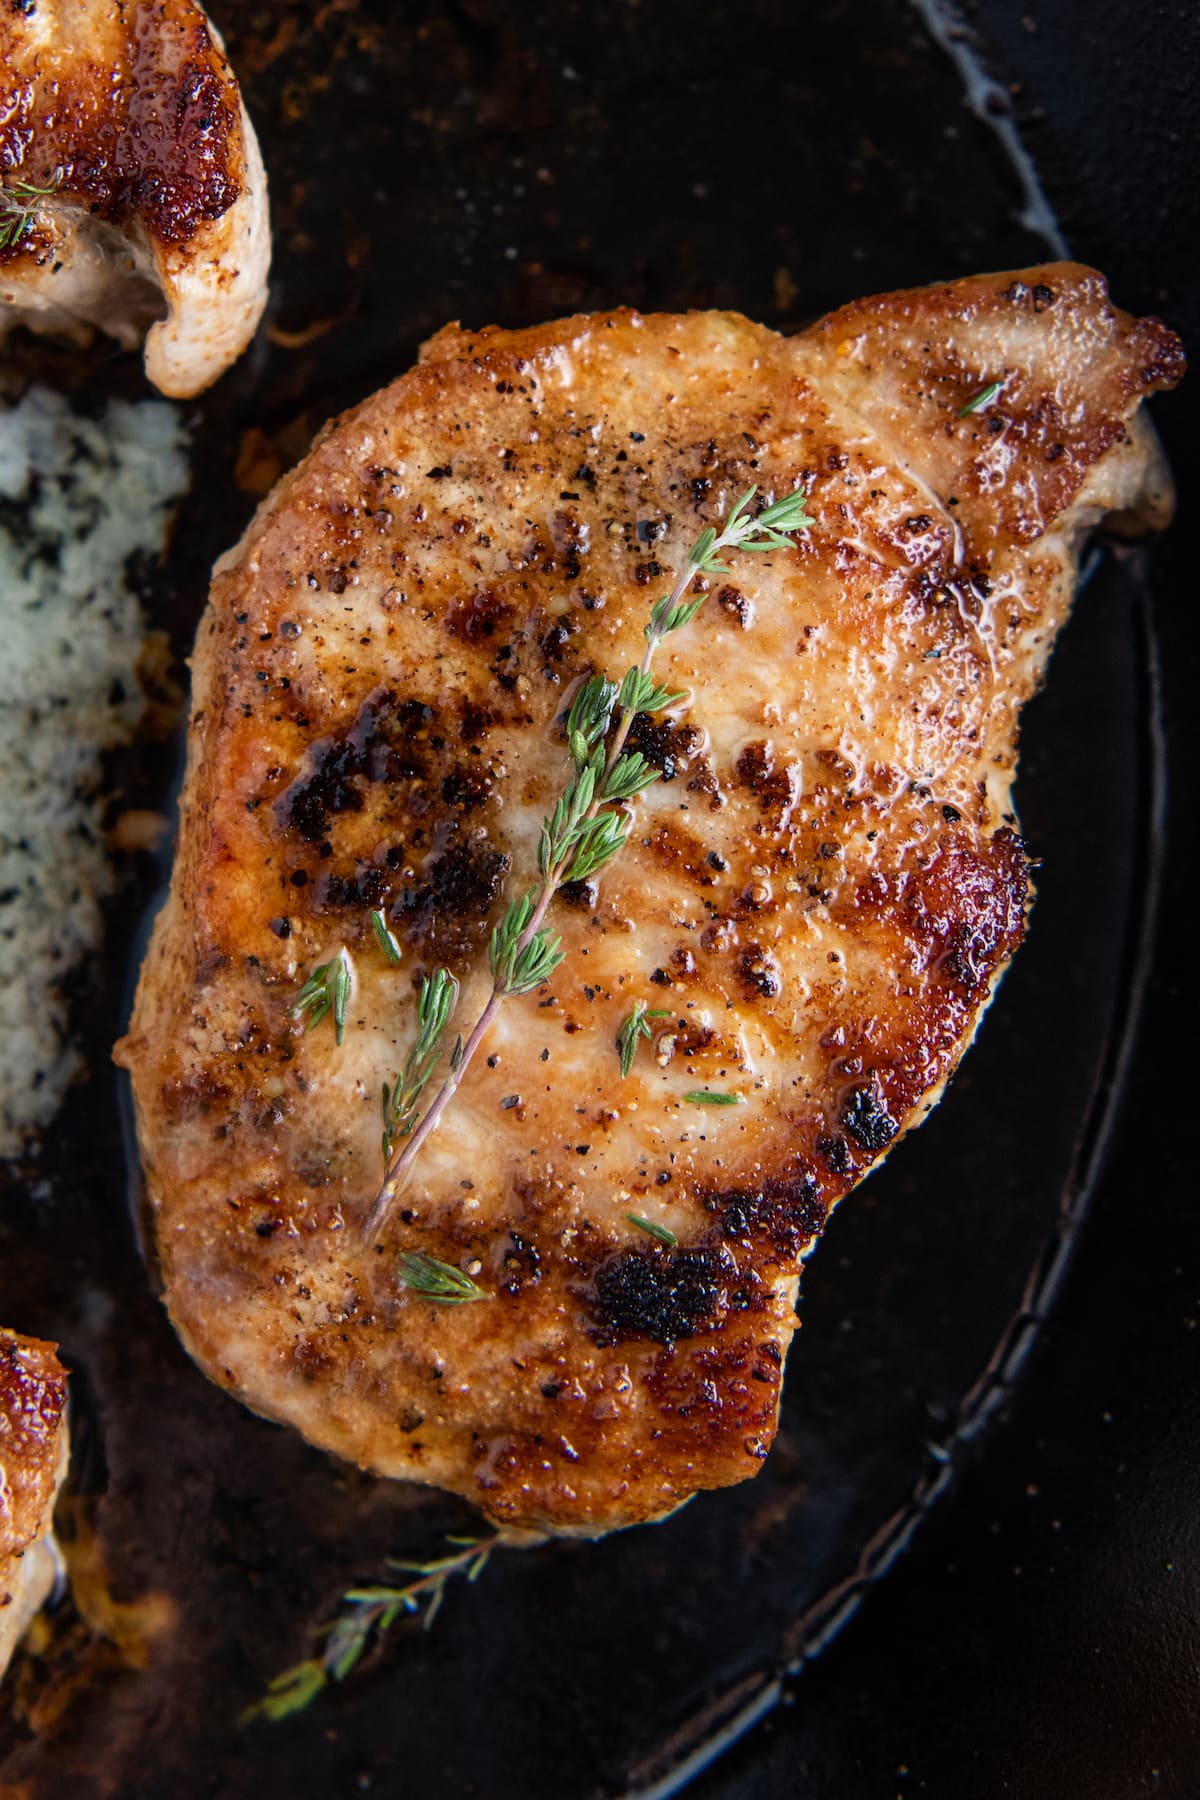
[1,1331,69,1677]
[118,265,1182,1533]
[809,263,1182,545]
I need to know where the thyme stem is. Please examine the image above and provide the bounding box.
[362,620,683,1242]
[363,989,502,1239]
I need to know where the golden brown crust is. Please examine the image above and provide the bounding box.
[809,263,1183,546]
[118,265,1182,1533]
[0,0,241,250]
[0,1333,67,1562]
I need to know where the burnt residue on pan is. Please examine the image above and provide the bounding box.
[0,3,1155,1796]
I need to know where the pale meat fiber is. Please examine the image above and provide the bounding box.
[118,263,1183,1535]
[0,0,270,397]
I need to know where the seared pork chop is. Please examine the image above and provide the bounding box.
[0,0,269,397]
[0,1331,68,1680]
[118,265,1182,1533]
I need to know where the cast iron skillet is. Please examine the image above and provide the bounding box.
[693,7,1200,1796]
[0,3,1190,1795]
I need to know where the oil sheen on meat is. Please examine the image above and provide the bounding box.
[117,265,1183,1533]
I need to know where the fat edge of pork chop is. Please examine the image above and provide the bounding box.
[1,1331,68,1681]
[0,0,270,398]
[117,263,1182,1534]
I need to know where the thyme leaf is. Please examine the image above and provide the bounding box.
[240,1658,328,1725]
[616,999,671,1078]
[398,1251,488,1305]
[0,169,63,252]
[240,1535,517,1724]
[617,668,686,714]
[683,1089,744,1106]
[293,948,353,1045]
[601,751,658,804]
[380,967,460,1160]
[371,907,403,964]
[566,674,619,766]
[490,892,565,996]
[646,591,706,638]
[959,380,1003,416]
[627,1212,678,1246]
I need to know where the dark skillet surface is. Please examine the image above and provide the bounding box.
[0,2,1189,1796]
[697,5,1200,1798]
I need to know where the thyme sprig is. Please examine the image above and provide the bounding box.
[362,484,813,1245]
[380,969,461,1160]
[616,999,671,1078]
[241,1535,510,1724]
[293,948,353,1045]
[0,170,62,251]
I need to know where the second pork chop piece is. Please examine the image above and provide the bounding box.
[118,264,1182,1534]
[1,1331,68,1682]
[0,0,269,397]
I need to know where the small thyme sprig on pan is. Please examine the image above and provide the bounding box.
[292,947,353,1045]
[0,170,63,251]
[241,1534,512,1724]
[361,485,813,1245]
[616,999,671,1078]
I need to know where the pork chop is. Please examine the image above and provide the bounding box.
[117,265,1183,1533]
[0,1330,68,1680]
[0,0,269,398]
